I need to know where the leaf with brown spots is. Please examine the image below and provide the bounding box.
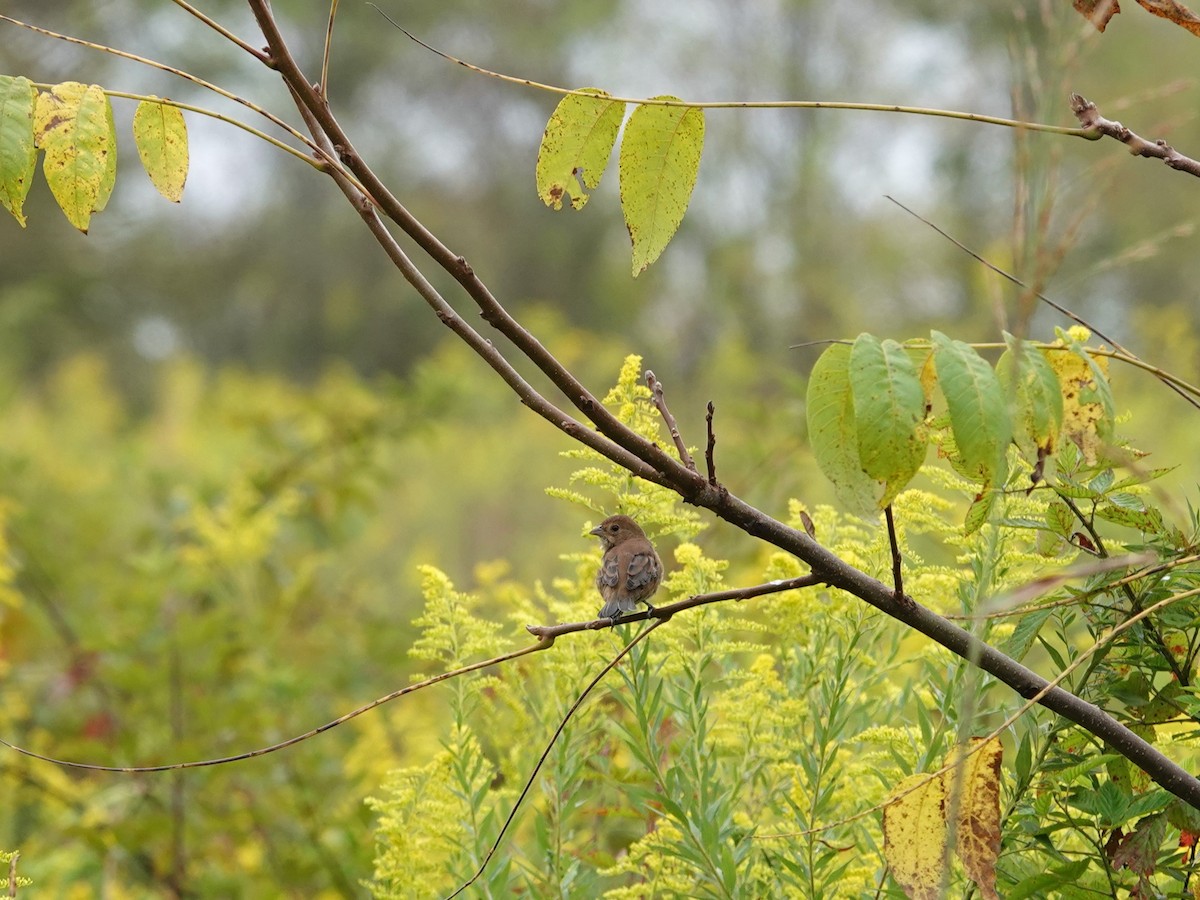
[535,89,623,211]
[945,737,1003,900]
[33,81,116,233]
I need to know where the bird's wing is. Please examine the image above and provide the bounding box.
[597,553,622,590]
[625,550,661,597]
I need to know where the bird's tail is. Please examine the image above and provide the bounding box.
[599,597,634,619]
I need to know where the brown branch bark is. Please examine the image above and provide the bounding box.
[1071,92,1200,177]
[242,0,1200,810]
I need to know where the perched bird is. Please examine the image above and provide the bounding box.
[591,515,662,620]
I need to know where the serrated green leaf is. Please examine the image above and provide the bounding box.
[849,334,927,507]
[1095,501,1165,534]
[964,488,997,534]
[932,331,1011,488]
[1045,499,1074,538]
[0,75,37,227]
[619,96,703,275]
[33,81,115,233]
[1167,798,1200,834]
[133,97,188,202]
[806,343,882,518]
[96,88,116,212]
[535,88,623,211]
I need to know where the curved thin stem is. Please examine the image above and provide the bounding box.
[445,619,667,900]
[368,6,1094,138]
[0,638,555,773]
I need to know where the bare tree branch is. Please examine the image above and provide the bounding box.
[1071,92,1200,177]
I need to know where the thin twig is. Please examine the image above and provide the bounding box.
[646,370,694,470]
[7,852,16,898]
[166,0,267,60]
[249,2,701,494]
[0,15,321,161]
[885,195,1200,412]
[445,619,666,899]
[0,638,554,773]
[284,97,661,481]
[705,401,718,486]
[884,505,905,602]
[320,0,340,96]
[1071,92,1200,178]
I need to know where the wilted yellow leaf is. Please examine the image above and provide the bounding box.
[944,737,1002,900]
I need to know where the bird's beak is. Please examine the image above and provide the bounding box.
[589,524,604,536]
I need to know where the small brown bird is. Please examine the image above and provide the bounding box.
[591,514,662,620]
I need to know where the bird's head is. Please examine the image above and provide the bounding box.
[589,514,647,550]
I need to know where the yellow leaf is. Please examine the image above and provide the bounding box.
[618,97,704,275]
[535,88,623,210]
[883,774,947,900]
[1045,328,1113,464]
[33,82,115,233]
[133,97,188,202]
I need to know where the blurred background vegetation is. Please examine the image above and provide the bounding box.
[3,0,1200,894]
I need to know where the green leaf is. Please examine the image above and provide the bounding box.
[806,343,882,517]
[1045,499,1074,538]
[1007,860,1091,900]
[133,97,188,202]
[1014,730,1032,783]
[535,88,623,211]
[1095,501,1165,534]
[963,488,997,534]
[931,331,1011,488]
[849,334,927,507]
[996,333,1063,465]
[33,81,116,233]
[0,75,37,227]
[619,96,704,275]
[1004,607,1052,661]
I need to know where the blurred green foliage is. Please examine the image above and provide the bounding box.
[5,341,1200,896]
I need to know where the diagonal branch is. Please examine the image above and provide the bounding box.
[247,0,703,491]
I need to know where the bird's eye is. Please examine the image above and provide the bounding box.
[609,524,619,532]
